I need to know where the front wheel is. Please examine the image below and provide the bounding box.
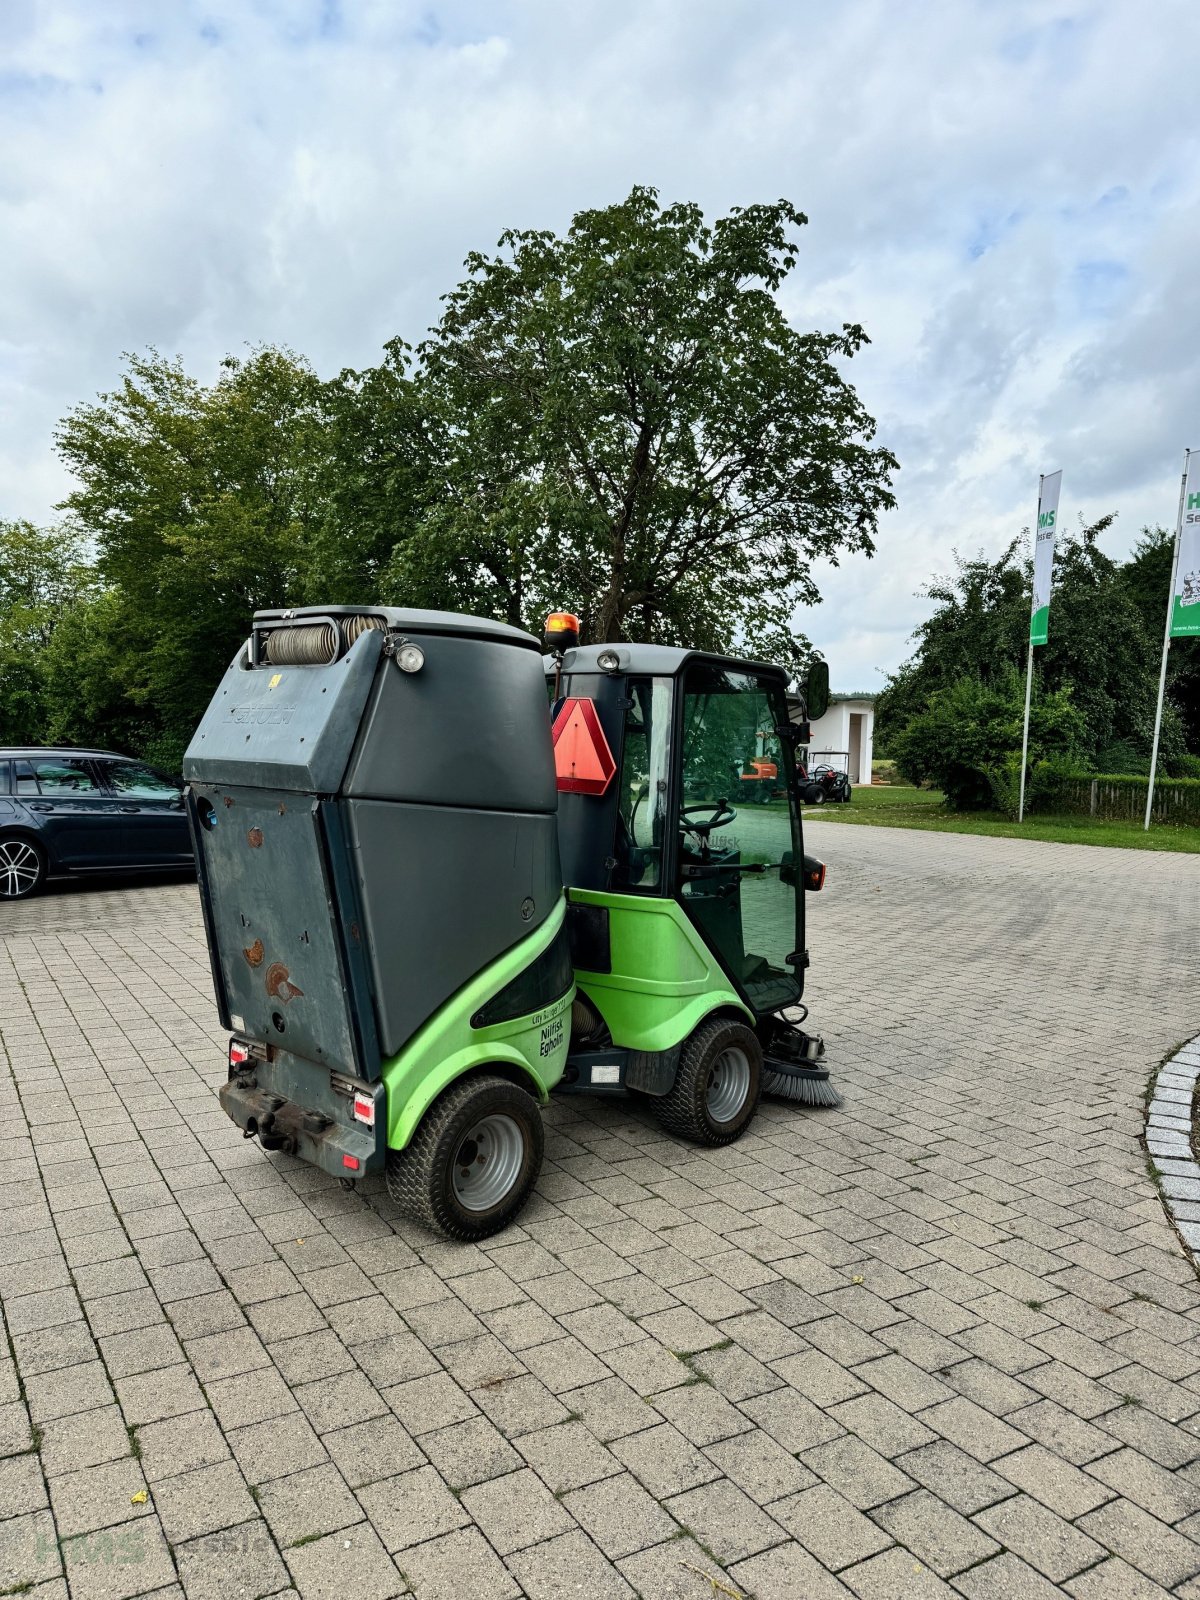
[843,784,853,803]
[0,836,46,900]
[386,1073,544,1241]
[653,1017,762,1147]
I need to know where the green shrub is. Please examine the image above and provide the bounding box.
[1093,739,1150,776]
[894,672,1083,814]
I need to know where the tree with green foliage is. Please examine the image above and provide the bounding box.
[54,346,333,768]
[1120,525,1200,755]
[877,514,1188,779]
[38,189,894,762]
[893,671,1083,813]
[0,521,98,743]
[404,186,897,672]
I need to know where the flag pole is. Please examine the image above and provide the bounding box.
[1017,474,1043,824]
[1144,449,1190,831]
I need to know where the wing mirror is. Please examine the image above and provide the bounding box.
[805,659,829,721]
[780,851,825,890]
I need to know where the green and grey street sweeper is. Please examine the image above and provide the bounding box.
[185,605,835,1240]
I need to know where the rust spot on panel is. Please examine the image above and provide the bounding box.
[223,795,234,808]
[242,938,265,968]
[265,962,304,1002]
[247,827,264,848]
[349,921,361,945]
[278,802,287,815]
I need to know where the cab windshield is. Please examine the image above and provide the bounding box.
[677,662,802,1014]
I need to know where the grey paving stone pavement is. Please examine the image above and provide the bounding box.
[1,826,1200,1599]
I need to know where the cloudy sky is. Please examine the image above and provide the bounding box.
[3,0,1197,689]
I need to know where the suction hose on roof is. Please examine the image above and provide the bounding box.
[342,614,387,648]
[264,622,339,667]
[262,613,387,667]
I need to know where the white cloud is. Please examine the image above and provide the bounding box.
[2,0,1198,690]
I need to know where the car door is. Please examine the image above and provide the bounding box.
[97,759,192,866]
[18,757,126,869]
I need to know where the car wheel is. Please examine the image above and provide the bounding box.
[808,788,825,805]
[0,836,46,900]
[843,785,853,803]
[652,1017,762,1146]
[386,1073,544,1241]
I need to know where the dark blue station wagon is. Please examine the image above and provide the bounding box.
[0,748,194,900]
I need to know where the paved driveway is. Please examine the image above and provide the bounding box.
[2,826,1200,1600]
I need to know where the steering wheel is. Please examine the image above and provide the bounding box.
[680,800,738,841]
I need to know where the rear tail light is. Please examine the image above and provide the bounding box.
[342,1154,360,1171]
[229,1039,251,1067]
[352,1092,375,1127]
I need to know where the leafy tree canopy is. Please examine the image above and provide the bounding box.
[877,515,1192,775]
[401,186,897,671]
[33,188,893,765]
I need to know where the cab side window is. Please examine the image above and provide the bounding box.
[613,677,671,891]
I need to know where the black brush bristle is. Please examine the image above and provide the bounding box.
[762,1066,843,1108]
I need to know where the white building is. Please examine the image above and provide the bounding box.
[799,693,876,785]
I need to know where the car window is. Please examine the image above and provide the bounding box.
[0,760,10,795]
[32,759,98,795]
[105,761,180,800]
[14,761,38,795]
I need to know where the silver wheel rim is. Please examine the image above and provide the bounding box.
[707,1047,751,1123]
[0,840,40,899]
[451,1113,525,1212]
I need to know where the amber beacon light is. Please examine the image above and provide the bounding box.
[542,611,581,652]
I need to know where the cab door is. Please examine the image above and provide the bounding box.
[96,760,192,866]
[15,757,125,868]
[676,662,804,1016]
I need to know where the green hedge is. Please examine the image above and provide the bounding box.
[1041,773,1200,826]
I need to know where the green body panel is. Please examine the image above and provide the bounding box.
[382,897,573,1150]
[569,889,752,1052]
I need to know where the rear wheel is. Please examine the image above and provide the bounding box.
[653,1017,762,1146]
[806,786,825,805]
[0,836,46,901]
[385,1073,544,1241]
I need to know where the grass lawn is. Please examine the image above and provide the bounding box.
[802,784,1200,853]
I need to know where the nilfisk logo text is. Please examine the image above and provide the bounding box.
[231,704,297,726]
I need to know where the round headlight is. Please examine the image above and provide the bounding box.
[397,644,425,674]
[597,649,620,672]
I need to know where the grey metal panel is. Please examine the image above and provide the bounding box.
[550,644,790,681]
[189,784,365,1075]
[183,629,384,792]
[345,799,561,1056]
[344,635,557,814]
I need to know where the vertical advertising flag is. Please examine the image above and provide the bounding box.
[1029,470,1063,646]
[1170,453,1200,639]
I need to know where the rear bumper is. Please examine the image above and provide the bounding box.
[219,1075,386,1179]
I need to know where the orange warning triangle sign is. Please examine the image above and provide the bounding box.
[551,697,616,796]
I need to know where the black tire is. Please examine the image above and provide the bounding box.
[653,1017,762,1147]
[385,1073,544,1241]
[0,835,46,901]
[843,784,853,803]
[807,787,825,805]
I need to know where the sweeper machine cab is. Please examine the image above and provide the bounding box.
[186,606,835,1241]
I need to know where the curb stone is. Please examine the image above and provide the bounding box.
[1147,1034,1200,1266]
